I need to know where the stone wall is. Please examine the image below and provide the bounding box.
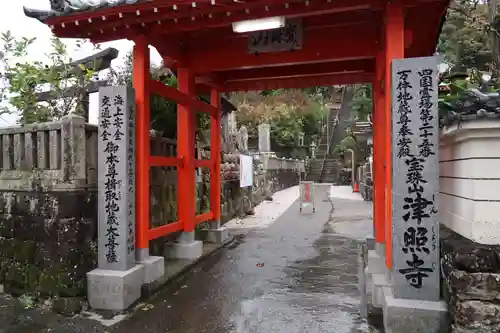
[0,115,96,297]
[0,116,301,297]
[439,118,500,332]
[440,226,500,333]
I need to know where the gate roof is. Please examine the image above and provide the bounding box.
[25,0,450,91]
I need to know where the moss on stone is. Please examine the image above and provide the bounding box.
[13,240,37,263]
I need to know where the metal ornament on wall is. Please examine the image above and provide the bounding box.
[440,89,500,127]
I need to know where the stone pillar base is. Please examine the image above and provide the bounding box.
[87,264,145,311]
[358,242,368,318]
[202,227,229,244]
[165,241,203,259]
[367,250,386,275]
[382,286,449,333]
[372,273,391,309]
[366,237,375,250]
[137,256,164,284]
[359,239,387,318]
[165,232,203,260]
[375,242,385,258]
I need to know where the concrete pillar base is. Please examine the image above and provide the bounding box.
[375,242,385,258]
[166,232,203,260]
[202,227,229,244]
[372,273,391,308]
[137,256,165,284]
[382,286,449,333]
[165,241,203,260]
[367,250,386,275]
[366,237,376,250]
[358,242,369,318]
[86,264,145,311]
[359,238,385,318]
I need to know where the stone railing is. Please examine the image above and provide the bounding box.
[0,114,88,190]
[439,118,500,333]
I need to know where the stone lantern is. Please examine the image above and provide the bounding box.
[310,141,317,159]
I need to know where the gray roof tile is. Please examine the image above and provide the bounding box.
[24,0,150,21]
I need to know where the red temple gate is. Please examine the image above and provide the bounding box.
[25,0,451,269]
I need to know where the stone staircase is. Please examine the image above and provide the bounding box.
[319,86,354,183]
[305,128,330,182]
[306,87,346,183]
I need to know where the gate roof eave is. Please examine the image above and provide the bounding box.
[25,0,451,91]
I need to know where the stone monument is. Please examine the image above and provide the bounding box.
[385,56,447,332]
[237,126,249,152]
[87,86,164,311]
[87,86,146,311]
[258,123,271,152]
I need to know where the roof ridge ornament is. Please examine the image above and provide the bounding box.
[50,0,139,13]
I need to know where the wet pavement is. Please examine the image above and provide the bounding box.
[0,185,378,333]
[110,185,378,333]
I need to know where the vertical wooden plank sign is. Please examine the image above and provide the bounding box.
[391,56,440,301]
[98,86,136,271]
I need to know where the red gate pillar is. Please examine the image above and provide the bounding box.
[384,1,405,269]
[210,89,221,227]
[372,47,385,247]
[133,36,150,261]
[177,68,196,234]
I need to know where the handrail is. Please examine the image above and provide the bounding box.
[319,86,346,181]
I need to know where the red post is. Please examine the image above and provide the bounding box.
[132,36,150,261]
[210,89,221,225]
[177,67,196,232]
[384,2,405,269]
[372,48,385,245]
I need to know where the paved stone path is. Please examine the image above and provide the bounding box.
[0,185,378,333]
[111,185,377,332]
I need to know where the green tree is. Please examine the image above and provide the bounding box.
[350,84,372,121]
[108,51,210,139]
[0,31,98,124]
[438,0,491,70]
[230,89,325,149]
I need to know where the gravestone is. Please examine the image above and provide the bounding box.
[258,123,271,152]
[391,56,440,301]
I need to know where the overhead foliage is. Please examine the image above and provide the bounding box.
[108,51,211,139]
[350,84,372,121]
[107,51,180,138]
[0,31,99,124]
[230,89,326,148]
[350,0,496,122]
[438,0,492,70]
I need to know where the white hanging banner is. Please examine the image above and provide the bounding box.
[239,154,253,188]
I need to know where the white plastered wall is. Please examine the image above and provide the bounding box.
[439,119,500,244]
